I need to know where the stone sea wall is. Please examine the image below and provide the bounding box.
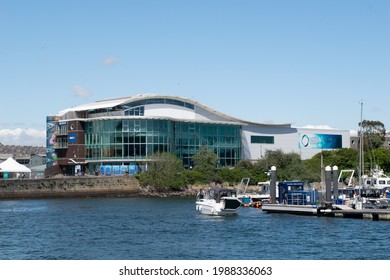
[0,175,143,199]
[0,176,240,199]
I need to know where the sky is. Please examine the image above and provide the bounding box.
[0,0,389,147]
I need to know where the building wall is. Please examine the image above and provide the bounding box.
[144,103,235,123]
[242,125,350,161]
[194,106,233,122]
[30,154,46,167]
[242,124,298,161]
[145,104,195,120]
[350,136,359,149]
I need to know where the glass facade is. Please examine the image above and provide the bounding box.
[175,122,241,167]
[85,119,241,169]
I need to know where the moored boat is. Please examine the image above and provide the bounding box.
[237,178,271,207]
[196,188,241,215]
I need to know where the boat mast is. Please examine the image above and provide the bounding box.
[359,101,364,191]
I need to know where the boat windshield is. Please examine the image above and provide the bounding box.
[208,188,237,202]
[219,189,236,198]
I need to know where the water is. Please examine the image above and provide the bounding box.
[0,197,389,260]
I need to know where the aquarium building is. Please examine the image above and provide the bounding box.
[46,94,350,176]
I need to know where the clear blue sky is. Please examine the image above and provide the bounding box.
[0,0,389,146]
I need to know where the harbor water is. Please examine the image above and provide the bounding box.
[1,197,389,260]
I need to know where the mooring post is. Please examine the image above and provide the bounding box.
[270,166,277,204]
[333,166,339,203]
[325,166,332,202]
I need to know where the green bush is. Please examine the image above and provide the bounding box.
[138,152,187,191]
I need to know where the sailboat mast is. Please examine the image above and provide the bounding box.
[359,101,364,189]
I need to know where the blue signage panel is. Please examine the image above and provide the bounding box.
[104,165,112,176]
[299,134,342,149]
[113,165,120,175]
[69,133,77,143]
[99,165,105,175]
[120,165,128,174]
[129,164,136,175]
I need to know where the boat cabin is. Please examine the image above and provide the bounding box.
[365,177,390,189]
[278,181,318,205]
[208,188,237,203]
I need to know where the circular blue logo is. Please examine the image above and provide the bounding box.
[301,135,310,147]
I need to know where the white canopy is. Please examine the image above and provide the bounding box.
[0,157,31,173]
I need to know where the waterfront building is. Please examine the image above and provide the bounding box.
[0,154,13,163]
[46,94,350,176]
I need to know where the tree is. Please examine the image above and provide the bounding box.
[192,146,218,171]
[191,146,220,183]
[359,120,386,150]
[370,148,390,173]
[332,148,359,170]
[138,152,187,191]
[254,149,316,182]
[227,160,257,185]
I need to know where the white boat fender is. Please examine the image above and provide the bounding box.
[320,209,332,213]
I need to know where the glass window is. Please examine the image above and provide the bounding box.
[115,145,122,157]
[251,135,274,144]
[124,106,145,116]
[115,121,122,131]
[134,120,140,132]
[139,120,146,132]
[122,98,194,110]
[123,121,129,132]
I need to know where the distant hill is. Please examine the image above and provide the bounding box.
[0,143,46,156]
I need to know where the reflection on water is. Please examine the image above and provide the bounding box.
[0,200,49,213]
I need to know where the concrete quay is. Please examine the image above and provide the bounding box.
[262,203,390,221]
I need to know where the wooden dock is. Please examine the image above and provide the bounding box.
[262,203,390,221]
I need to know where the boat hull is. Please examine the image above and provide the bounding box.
[196,197,241,216]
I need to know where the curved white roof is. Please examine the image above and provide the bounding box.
[58,96,131,115]
[58,94,292,127]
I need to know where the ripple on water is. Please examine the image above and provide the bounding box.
[1,197,390,260]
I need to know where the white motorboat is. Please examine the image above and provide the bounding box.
[196,188,241,215]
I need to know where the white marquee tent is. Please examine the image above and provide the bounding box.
[0,157,31,178]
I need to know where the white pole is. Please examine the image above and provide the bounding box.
[359,101,364,195]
